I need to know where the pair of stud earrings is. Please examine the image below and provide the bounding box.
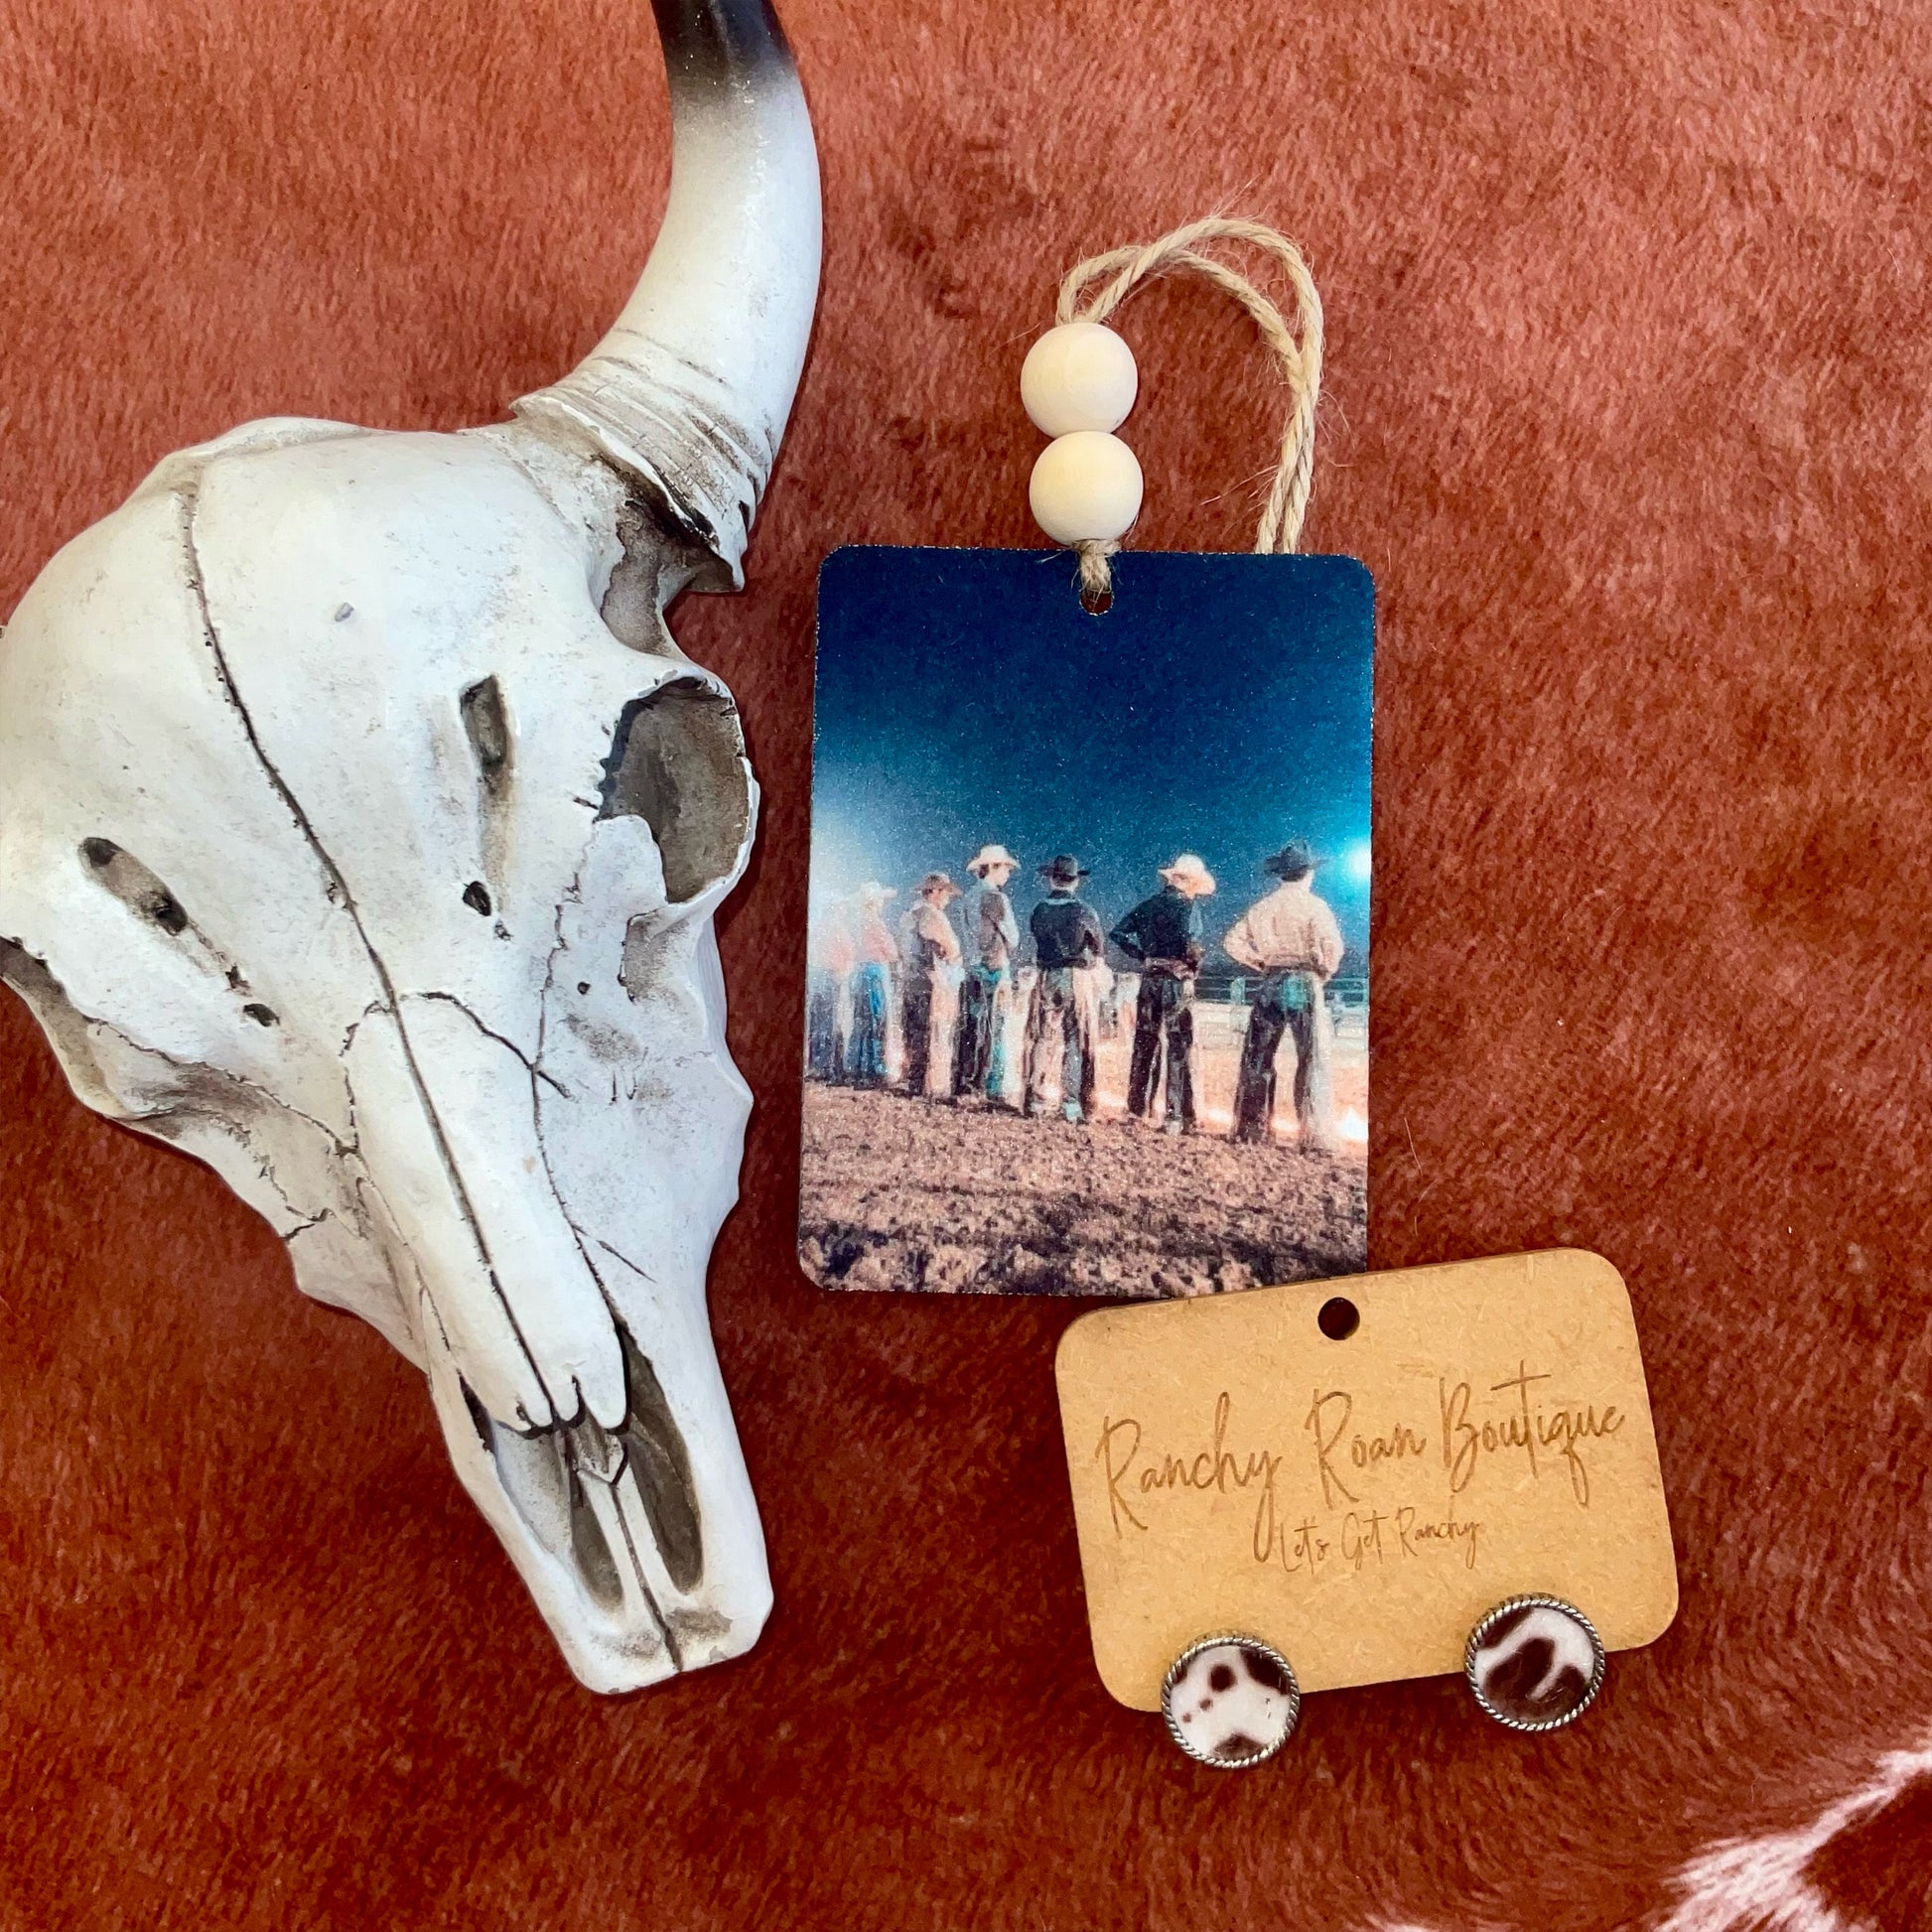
[1161,1594,1607,1769]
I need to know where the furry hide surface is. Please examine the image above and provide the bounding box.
[3,1,1930,1926]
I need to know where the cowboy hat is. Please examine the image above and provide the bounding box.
[1158,853,1216,896]
[1263,841,1318,880]
[918,871,961,899]
[855,881,897,904]
[1038,854,1090,885]
[966,844,1019,877]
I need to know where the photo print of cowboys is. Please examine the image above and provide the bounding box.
[802,546,1372,1299]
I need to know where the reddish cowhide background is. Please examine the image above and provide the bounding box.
[3,2,1930,1927]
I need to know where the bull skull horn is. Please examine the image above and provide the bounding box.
[0,0,819,1692]
[517,0,821,590]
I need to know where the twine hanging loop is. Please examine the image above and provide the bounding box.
[1051,216,1324,605]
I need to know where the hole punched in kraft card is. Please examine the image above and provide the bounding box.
[1054,1252,1677,1767]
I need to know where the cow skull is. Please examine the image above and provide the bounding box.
[0,0,819,1693]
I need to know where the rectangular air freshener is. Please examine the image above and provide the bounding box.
[800,546,1373,1297]
[1055,1251,1678,1710]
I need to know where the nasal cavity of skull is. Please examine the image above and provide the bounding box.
[567,1467,626,1611]
[618,1326,704,1592]
[597,680,749,905]
[463,1376,628,1613]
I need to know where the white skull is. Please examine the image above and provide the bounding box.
[0,0,819,1694]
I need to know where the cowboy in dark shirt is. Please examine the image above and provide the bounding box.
[1023,855,1104,1123]
[1110,853,1215,1135]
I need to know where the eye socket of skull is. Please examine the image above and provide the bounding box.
[598,677,751,904]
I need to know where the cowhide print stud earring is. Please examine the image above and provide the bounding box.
[1465,1595,1606,1732]
[1161,1634,1301,1767]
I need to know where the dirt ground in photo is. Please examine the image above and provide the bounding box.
[797,1082,1368,1296]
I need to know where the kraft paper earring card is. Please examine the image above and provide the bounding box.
[1054,1250,1678,1710]
[799,545,1374,1298]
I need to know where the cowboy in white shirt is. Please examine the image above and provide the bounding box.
[1223,841,1343,1148]
[897,872,962,1097]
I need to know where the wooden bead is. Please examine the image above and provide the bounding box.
[1021,322,1139,436]
[1029,431,1144,544]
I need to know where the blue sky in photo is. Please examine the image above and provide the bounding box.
[811,546,1375,962]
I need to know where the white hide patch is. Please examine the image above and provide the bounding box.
[1656,1737,1932,1932]
[1162,1638,1300,1766]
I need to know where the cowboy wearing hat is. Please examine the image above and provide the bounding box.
[1110,853,1216,1135]
[1023,855,1105,1123]
[1224,841,1343,1148]
[952,844,1021,1104]
[897,871,963,1097]
[845,882,899,1085]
